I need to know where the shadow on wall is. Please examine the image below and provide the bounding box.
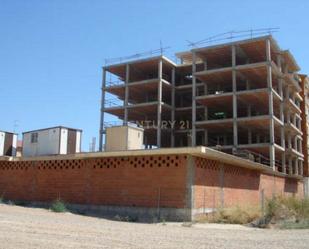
[195,157,261,190]
[284,178,298,193]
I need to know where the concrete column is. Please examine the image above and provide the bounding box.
[204,83,208,146]
[204,84,208,121]
[232,45,238,149]
[157,59,163,148]
[276,53,282,72]
[124,64,130,125]
[246,79,250,90]
[288,157,293,174]
[204,58,207,70]
[281,121,286,173]
[204,83,208,95]
[280,92,285,149]
[247,105,252,117]
[192,52,197,146]
[300,160,304,176]
[144,135,148,149]
[294,136,298,150]
[204,106,208,121]
[248,128,252,144]
[278,78,283,98]
[99,67,106,151]
[282,153,286,174]
[295,158,299,175]
[266,38,275,170]
[296,116,301,130]
[293,114,297,126]
[203,57,208,146]
[288,133,292,149]
[284,64,288,74]
[285,86,290,100]
[171,67,176,147]
[204,129,208,146]
[287,111,291,124]
[223,135,227,145]
[257,134,260,143]
[280,122,285,147]
[279,78,285,155]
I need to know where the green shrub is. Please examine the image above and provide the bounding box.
[50,199,67,213]
[7,200,14,206]
[0,196,3,204]
[265,196,281,219]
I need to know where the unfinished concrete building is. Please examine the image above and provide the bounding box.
[99,35,304,175]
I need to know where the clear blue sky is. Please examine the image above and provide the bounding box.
[0,0,308,151]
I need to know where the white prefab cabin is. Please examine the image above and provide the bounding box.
[22,126,82,157]
[0,131,17,157]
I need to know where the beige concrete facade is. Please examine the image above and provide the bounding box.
[105,125,144,151]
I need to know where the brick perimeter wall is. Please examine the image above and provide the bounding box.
[0,155,304,212]
[0,155,187,208]
[194,157,304,209]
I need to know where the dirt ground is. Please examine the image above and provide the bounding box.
[0,204,308,249]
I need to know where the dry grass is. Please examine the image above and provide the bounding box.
[197,205,261,224]
[196,196,309,228]
[265,196,309,229]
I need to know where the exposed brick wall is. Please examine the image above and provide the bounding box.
[194,158,222,208]
[194,157,304,209]
[0,155,187,208]
[0,155,304,212]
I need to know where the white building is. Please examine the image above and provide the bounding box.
[0,131,17,157]
[22,126,82,157]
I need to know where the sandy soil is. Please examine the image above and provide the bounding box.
[0,203,308,249]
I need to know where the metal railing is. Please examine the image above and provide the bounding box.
[106,79,125,87]
[103,121,123,128]
[187,28,280,48]
[104,47,170,66]
[233,148,282,169]
[104,98,123,108]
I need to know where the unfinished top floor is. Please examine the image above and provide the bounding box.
[103,35,300,86]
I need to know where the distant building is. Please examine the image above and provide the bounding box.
[22,126,82,157]
[0,131,17,157]
[16,140,23,157]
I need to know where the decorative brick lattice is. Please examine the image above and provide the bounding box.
[195,157,218,170]
[0,155,187,208]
